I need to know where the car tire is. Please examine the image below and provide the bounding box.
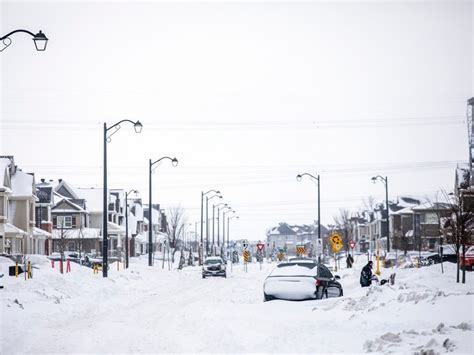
[339,289,343,297]
[263,293,274,302]
[202,274,206,279]
[223,273,227,278]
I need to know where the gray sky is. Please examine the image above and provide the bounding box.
[1,0,473,241]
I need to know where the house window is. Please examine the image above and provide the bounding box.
[57,215,72,228]
[421,212,438,225]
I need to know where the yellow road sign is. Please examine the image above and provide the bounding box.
[243,250,251,263]
[296,246,305,255]
[330,233,344,253]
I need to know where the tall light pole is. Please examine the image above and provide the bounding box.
[206,192,220,256]
[297,173,321,263]
[227,214,239,270]
[200,190,220,263]
[217,204,230,253]
[125,189,138,269]
[207,194,222,255]
[222,207,234,257]
[149,157,178,266]
[1,29,48,51]
[371,175,389,276]
[103,119,142,277]
[213,202,227,255]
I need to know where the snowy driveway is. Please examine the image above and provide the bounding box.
[1,256,473,354]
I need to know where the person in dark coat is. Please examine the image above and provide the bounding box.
[360,260,373,287]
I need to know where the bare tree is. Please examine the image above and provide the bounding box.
[362,196,376,212]
[166,205,188,263]
[439,190,474,284]
[333,208,352,252]
[56,219,72,274]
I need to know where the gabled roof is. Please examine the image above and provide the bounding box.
[52,198,86,213]
[54,180,80,200]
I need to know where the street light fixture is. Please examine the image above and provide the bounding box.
[149,156,178,266]
[103,119,143,277]
[371,175,390,275]
[297,173,322,263]
[1,29,48,52]
[227,214,239,271]
[213,202,227,255]
[124,189,138,269]
[200,189,220,263]
[222,207,234,258]
[208,194,222,255]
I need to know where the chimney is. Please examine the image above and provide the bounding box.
[41,178,45,183]
[59,179,62,183]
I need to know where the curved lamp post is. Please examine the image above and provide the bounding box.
[149,156,178,266]
[208,194,222,255]
[200,189,220,263]
[297,173,321,263]
[125,189,138,269]
[227,214,239,271]
[1,29,48,52]
[371,175,389,276]
[222,207,234,258]
[103,119,143,277]
[213,202,227,255]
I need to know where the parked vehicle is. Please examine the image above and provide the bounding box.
[460,246,474,271]
[263,261,343,301]
[202,256,226,278]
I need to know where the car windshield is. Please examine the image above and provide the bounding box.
[205,259,222,265]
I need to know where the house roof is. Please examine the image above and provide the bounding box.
[0,158,12,193]
[11,170,36,198]
[52,198,87,213]
[412,202,452,211]
[33,227,52,238]
[4,223,28,236]
[52,228,101,239]
[36,186,53,204]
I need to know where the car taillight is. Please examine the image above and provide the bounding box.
[315,279,320,287]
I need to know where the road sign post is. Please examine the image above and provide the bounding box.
[257,243,264,270]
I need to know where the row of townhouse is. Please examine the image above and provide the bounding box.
[0,155,170,258]
[266,222,329,255]
[347,165,474,254]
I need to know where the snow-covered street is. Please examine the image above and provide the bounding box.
[1,256,473,354]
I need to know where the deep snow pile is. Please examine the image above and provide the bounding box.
[0,255,472,354]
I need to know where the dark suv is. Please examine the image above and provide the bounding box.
[202,257,227,278]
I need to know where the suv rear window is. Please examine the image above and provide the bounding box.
[205,259,222,265]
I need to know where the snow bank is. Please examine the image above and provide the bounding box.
[1,255,472,354]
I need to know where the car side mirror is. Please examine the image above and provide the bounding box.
[334,275,341,280]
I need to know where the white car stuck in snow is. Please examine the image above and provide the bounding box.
[263,261,343,301]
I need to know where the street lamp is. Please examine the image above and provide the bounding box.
[297,173,322,263]
[227,214,239,271]
[217,205,231,254]
[222,207,234,258]
[371,175,389,276]
[1,29,48,52]
[103,119,143,277]
[149,156,178,266]
[200,189,220,263]
[125,189,138,269]
[208,194,222,255]
[206,191,221,256]
[214,202,227,255]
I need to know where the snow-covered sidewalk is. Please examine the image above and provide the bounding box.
[1,255,473,354]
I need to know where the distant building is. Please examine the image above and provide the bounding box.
[266,222,328,256]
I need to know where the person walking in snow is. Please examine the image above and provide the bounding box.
[360,260,373,287]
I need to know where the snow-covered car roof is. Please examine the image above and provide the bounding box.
[269,263,317,277]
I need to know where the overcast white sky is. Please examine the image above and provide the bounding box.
[1,0,473,241]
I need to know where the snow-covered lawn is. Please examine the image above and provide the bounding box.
[1,255,473,354]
